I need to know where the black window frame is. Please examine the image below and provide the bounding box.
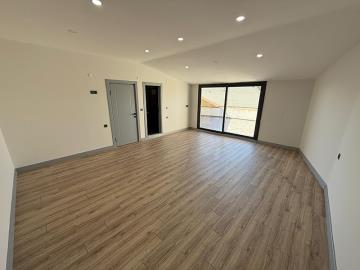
[197,81,267,140]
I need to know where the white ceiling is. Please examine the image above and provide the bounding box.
[1,0,360,83]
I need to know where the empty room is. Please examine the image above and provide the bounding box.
[1,0,359,270]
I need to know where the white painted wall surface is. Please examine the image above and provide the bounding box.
[189,84,199,129]
[301,43,360,270]
[0,38,190,167]
[190,80,313,147]
[0,128,14,270]
[259,80,313,147]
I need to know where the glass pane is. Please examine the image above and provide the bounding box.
[224,86,261,137]
[199,87,226,131]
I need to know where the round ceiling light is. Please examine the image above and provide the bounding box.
[236,16,246,22]
[145,49,150,53]
[178,37,184,42]
[185,65,190,69]
[256,53,263,58]
[92,0,102,6]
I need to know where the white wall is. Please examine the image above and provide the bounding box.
[190,80,313,147]
[259,80,313,147]
[0,128,14,270]
[189,84,199,128]
[0,38,190,167]
[301,43,360,270]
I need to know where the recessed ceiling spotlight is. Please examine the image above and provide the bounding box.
[185,65,190,69]
[256,53,263,58]
[236,15,246,22]
[178,37,184,42]
[145,49,150,53]
[91,0,102,7]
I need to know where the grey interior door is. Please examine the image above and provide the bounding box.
[108,82,138,146]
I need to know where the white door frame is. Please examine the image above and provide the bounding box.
[105,79,141,146]
[142,82,163,137]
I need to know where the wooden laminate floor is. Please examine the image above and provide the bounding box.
[14,130,329,270]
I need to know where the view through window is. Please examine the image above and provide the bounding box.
[199,87,226,131]
[198,82,266,139]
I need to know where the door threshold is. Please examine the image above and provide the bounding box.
[146,133,163,139]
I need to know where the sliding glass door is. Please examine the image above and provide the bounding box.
[198,87,226,131]
[197,82,266,139]
[224,86,262,137]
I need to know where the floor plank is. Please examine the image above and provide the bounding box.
[13,130,329,270]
